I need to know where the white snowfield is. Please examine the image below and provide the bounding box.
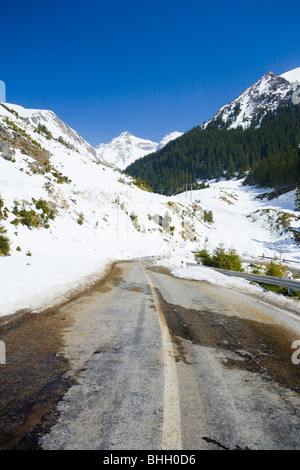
[175,178,300,260]
[0,64,300,318]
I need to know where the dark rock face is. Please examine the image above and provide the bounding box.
[0,140,14,161]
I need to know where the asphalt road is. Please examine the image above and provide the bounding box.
[0,260,300,450]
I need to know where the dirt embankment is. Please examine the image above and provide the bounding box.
[0,262,120,450]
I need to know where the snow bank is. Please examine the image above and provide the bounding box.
[175,178,300,265]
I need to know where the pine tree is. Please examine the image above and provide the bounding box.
[295,186,300,211]
[0,225,10,256]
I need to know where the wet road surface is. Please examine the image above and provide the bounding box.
[0,260,299,450]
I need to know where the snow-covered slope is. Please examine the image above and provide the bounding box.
[1,103,105,164]
[281,67,300,84]
[96,130,183,169]
[204,68,299,130]
[156,131,184,150]
[0,103,199,316]
[175,178,300,262]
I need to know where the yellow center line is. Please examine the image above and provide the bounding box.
[140,262,182,450]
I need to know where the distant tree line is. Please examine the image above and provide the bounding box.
[125,102,300,194]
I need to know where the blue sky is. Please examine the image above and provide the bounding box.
[0,0,299,145]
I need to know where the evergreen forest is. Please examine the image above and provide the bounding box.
[125,103,300,195]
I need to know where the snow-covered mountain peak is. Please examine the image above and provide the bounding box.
[120,131,133,137]
[96,132,158,169]
[203,69,295,130]
[96,131,183,170]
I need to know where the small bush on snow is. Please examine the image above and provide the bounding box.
[0,225,10,256]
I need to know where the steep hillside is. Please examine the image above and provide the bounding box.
[0,103,201,316]
[0,103,105,164]
[125,69,300,194]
